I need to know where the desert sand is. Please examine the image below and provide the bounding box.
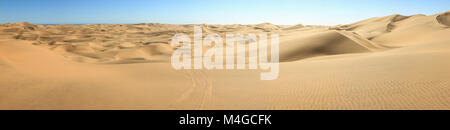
[0,11,449,110]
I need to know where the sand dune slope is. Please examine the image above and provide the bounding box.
[279,30,371,61]
[436,11,450,27]
[331,12,450,47]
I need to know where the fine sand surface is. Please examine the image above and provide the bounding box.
[1,11,449,110]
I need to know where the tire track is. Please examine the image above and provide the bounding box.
[169,69,214,110]
[197,70,214,110]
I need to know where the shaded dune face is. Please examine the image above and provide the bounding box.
[436,11,450,27]
[279,31,371,62]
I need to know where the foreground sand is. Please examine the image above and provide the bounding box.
[0,11,449,109]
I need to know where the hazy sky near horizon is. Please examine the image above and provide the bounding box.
[1,0,449,25]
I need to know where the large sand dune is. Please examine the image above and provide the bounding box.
[0,11,449,110]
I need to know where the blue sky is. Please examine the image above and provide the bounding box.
[0,0,449,25]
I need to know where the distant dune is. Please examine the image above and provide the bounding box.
[0,11,449,110]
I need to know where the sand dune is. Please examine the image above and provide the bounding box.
[437,11,450,27]
[0,11,449,110]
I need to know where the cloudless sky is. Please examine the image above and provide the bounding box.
[0,0,449,25]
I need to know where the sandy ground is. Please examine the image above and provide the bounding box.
[0,11,449,110]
